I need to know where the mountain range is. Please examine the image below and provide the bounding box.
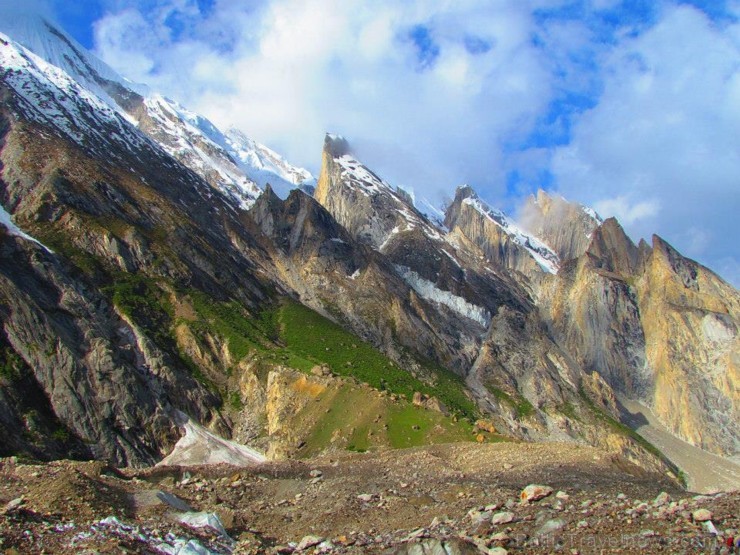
[0,14,737,499]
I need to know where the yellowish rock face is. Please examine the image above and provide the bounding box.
[638,238,739,455]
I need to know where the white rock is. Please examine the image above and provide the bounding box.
[468,509,492,524]
[537,518,566,536]
[296,535,324,551]
[491,511,516,525]
[176,512,229,539]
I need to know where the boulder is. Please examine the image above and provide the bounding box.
[520,484,553,503]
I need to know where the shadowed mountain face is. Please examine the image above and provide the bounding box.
[0,15,737,479]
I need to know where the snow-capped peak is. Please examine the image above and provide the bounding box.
[0,13,314,210]
[335,153,394,197]
[225,128,316,198]
[581,205,602,224]
[0,13,147,112]
[0,29,152,158]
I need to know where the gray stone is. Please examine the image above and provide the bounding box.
[692,508,712,522]
[3,497,24,513]
[653,492,671,507]
[536,518,567,536]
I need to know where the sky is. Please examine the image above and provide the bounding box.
[3,0,740,285]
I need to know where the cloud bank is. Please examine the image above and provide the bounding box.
[86,0,740,286]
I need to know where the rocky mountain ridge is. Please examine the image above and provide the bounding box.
[0,15,315,209]
[0,14,737,496]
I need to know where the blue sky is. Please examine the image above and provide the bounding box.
[4,0,740,285]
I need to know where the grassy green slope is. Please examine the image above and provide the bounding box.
[275,300,478,419]
[100,273,489,456]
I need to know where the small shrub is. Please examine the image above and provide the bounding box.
[51,428,70,442]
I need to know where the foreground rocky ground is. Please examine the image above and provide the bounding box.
[0,442,737,554]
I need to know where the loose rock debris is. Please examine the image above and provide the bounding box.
[0,442,737,554]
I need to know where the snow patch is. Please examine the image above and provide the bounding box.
[175,512,230,540]
[336,154,390,197]
[395,265,490,327]
[331,152,449,251]
[378,226,402,251]
[224,128,316,198]
[0,32,157,163]
[158,412,265,467]
[92,516,225,555]
[0,14,148,113]
[581,205,603,224]
[416,197,448,228]
[0,205,53,252]
[441,249,462,268]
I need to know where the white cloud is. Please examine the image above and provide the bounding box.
[92,0,556,197]
[93,9,160,76]
[593,196,660,226]
[550,4,740,285]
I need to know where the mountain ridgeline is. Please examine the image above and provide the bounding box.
[0,15,737,487]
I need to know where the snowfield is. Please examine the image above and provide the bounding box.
[395,265,491,328]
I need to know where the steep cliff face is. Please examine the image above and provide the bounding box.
[0,234,224,466]
[248,186,481,373]
[538,216,739,457]
[585,217,644,276]
[518,189,602,262]
[310,135,675,470]
[314,134,430,249]
[637,236,739,455]
[445,186,560,277]
[1,14,732,477]
[0,48,281,465]
[537,219,649,398]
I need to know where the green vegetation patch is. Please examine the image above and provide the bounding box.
[385,404,474,449]
[557,401,581,422]
[187,290,271,361]
[104,273,174,348]
[486,385,535,418]
[0,344,24,382]
[275,299,477,419]
[293,380,475,458]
